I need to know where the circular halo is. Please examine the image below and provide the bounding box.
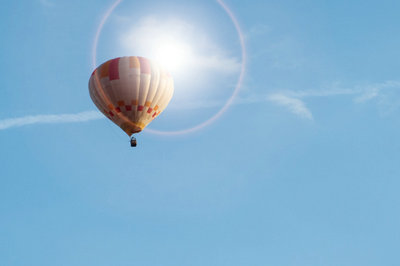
[92,0,247,136]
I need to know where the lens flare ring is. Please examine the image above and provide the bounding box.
[92,0,246,136]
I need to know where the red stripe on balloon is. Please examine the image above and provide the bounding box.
[109,57,120,80]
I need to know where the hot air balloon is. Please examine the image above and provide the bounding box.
[89,56,174,147]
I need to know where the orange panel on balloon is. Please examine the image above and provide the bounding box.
[129,56,140,69]
[99,61,111,78]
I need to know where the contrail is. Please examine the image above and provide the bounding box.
[0,111,104,131]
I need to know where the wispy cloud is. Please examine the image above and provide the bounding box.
[1,81,399,131]
[262,80,400,119]
[0,111,103,131]
[167,80,400,119]
[267,94,313,120]
[353,80,400,103]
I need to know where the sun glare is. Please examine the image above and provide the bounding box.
[119,16,241,100]
[120,18,197,76]
[153,40,192,74]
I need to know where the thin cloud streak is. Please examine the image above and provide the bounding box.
[267,94,313,120]
[168,80,400,119]
[2,80,399,131]
[282,80,400,101]
[0,111,103,131]
[264,80,400,118]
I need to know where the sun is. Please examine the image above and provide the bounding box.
[119,18,196,76]
[153,39,192,74]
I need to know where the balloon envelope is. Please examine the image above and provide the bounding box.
[89,56,174,136]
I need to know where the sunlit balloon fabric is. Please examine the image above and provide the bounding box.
[89,56,174,136]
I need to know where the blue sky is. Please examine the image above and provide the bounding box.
[2,0,400,265]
